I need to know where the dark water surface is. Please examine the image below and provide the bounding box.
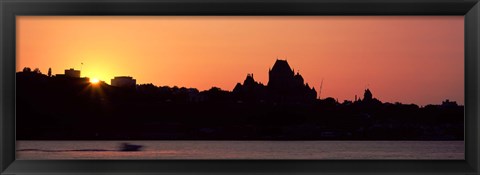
[16,140,464,160]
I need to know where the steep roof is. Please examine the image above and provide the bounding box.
[270,59,292,73]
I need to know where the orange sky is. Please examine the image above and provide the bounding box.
[16,16,464,106]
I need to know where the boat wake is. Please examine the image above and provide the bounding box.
[18,143,145,152]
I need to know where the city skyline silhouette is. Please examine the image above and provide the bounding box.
[16,58,464,140]
[19,57,463,107]
[16,16,464,106]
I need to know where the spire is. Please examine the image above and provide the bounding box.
[319,78,324,99]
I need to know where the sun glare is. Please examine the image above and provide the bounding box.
[90,78,100,84]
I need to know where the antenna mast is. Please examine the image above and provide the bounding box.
[319,78,324,99]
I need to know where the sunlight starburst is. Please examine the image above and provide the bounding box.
[90,78,100,84]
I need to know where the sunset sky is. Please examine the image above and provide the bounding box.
[16,16,464,106]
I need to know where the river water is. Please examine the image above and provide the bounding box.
[16,140,464,160]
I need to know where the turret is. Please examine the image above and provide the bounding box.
[364,89,373,101]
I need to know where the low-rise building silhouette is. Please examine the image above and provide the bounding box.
[52,68,90,83]
[55,68,81,78]
[442,99,458,108]
[111,76,136,89]
[65,68,81,78]
[233,73,267,103]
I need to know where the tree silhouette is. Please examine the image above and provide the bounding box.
[33,68,41,74]
[22,67,31,72]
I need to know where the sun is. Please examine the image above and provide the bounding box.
[90,78,100,84]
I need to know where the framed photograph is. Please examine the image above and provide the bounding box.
[1,0,479,174]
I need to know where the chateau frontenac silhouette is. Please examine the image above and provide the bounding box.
[233,59,316,104]
[16,59,464,140]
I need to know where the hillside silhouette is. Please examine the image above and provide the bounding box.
[16,60,464,140]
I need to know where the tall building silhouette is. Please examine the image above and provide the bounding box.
[267,59,317,103]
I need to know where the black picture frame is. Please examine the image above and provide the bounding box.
[1,0,479,174]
